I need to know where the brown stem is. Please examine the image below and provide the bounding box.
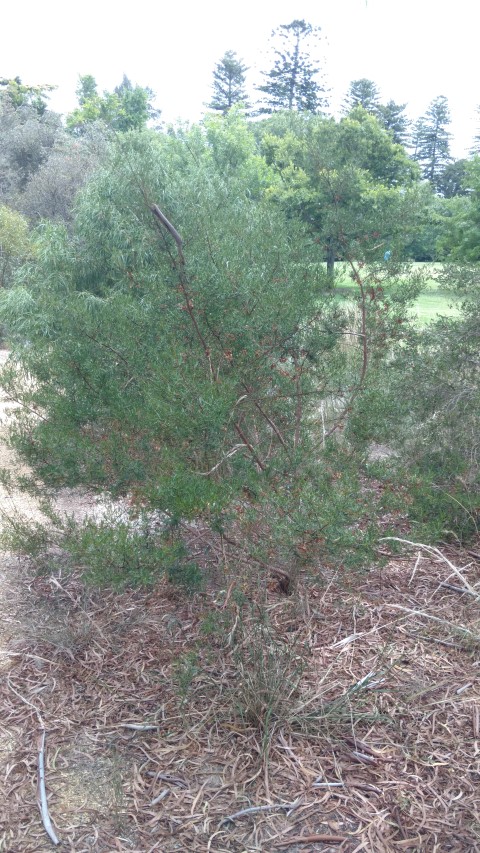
[241,382,288,450]
[151,204,214,379]
[292,354,304,449]
[233,421,266,471]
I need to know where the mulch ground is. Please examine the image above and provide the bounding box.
[1,534,479,852]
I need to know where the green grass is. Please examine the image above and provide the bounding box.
[334,262,459,325]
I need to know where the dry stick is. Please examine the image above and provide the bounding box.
[381,536,479,599]
[440,582,478,598]
[233,420,266,471]
[37,730,60,846]
[197,444,247,477]
[387,605,479,639]
[7,677,60,846]
[274,835,347,847]
[219,799,301,827]
[241,382,289,450]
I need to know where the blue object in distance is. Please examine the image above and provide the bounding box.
[384,250,391,261]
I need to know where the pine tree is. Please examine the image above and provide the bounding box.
[342,78,381,115]
[376,100,410,146]
[257,20,327,114]
[413,96,452,190]
[469,107,480,156]
[208,51,249,113]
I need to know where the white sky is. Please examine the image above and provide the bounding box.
[2,0,478,157]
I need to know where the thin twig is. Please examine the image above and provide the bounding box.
[440,582,478,598]
[7,677,60,846]
[219,799,301,827]
[381,537,479,599]
[198,444,247,476]
[274,834,347,847]
[387,605,479,639]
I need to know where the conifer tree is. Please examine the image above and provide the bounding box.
[376,100,410,146]
[342,78,381,115]
[469,106,480,156]
[413,96,452,190]
[208,51,249,113]
[257,20,327,114]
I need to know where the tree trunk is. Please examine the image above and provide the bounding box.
[326,237,335,282]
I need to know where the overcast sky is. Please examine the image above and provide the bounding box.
[3,0,478,157]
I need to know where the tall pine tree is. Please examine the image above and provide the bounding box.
[413,96,452,191]
[342,79,381,115]
[208,51,249,113]
[376,100,410,146]
[257,20,327,114]
[469,106,480,156]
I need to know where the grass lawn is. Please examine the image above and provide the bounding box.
[334,261,459,325]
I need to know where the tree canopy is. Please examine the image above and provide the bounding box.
[257,20,328,113]
[208,51,249,113]
[66,75,159,134]
[412,95,452,191]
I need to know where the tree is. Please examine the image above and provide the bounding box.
[0,77,56,115]
[376,100,410,146]
[208,51,249,113]
[412,96,452,191]
[0,123,409,576]
[0,99,62,199]
[435,158,469,199]
[0,206,31,287]
[342,78,381,115]
[436,157,480,259]
[66,75,160,135]
[257,20,327,114]
[17,127,109,225]
[469,107,480,156]
[258,109,420,280]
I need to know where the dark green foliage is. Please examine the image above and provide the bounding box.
[342,79,381,115]
[350,266,480,542]
[435,159,469,199]
[412,96,452,191]
[0,117,426,579]
[257,109,421,275]
[1,128,340,513]
[208,51,249,113]
[257,20,327,114]
[61,516,186,588]
[376,100,410,146]
[469,107,480,156]
[437,158,480,260]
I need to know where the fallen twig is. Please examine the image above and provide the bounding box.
[440,582,478,598]
[219,799,301,827]
[387,604,479,640]
[274,834,347,847]
[381,537,478,598]
[37,730,60,846]
[7,677,60,846]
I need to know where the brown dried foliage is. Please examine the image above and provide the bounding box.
[0,536,479,852]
